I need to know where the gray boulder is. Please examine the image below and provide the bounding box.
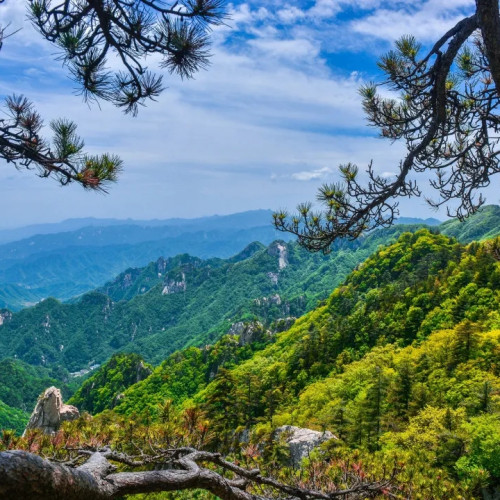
[274,425,336,467]
[23,386,80,436]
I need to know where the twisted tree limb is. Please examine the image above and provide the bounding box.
[0,447,395,500]
[275,0,500,251]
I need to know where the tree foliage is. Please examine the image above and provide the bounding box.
[0,0,226,189]
[0,95,123,190]
[30,0,226,114]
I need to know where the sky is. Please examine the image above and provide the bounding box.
[0,0,488,228]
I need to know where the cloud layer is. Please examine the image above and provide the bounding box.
[0,0,485,227]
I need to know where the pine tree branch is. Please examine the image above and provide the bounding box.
[0,95,122,190]
[274,12,484,252]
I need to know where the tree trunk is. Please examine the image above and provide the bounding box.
[0,450,254,500]
[476,0,500,94]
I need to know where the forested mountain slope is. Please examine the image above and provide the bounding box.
[439,204,500,242]
[0,226,290,311]
[0,210,293,310]
[0,225,419,372]
[78,229,500,498]
[114,228,498,419]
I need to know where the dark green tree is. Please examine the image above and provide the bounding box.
[204,367,239,443]
[363,366,387,448]
[450,320,479,367]
[387,358,413,421]
[274,0,500,251]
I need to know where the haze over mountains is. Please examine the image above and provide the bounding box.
[0,211,280,244]
[0,210,296,310]
[0,209,446,311]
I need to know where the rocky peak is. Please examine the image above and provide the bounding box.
[253,294,290,316]
[156,257,167,274]
[268,241,288,270]
[162,272,187,295]
[23,387,80,436]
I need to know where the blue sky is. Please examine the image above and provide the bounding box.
[0,0,487,228]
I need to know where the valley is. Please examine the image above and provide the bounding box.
[0,207,499,498]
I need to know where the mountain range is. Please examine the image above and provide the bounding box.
[1,207,500,498]
[9,219,499,499]
[0,209,447,311]
[0,210,296,310]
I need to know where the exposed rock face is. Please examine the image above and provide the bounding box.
[156,257,167,274]
[254,294,290,316]
[227,320,264,346]
[274,426,336,467]
[268,241,288,270]
[267,272,279,285]
[162,272,187,295]
[254,294,282,307]
[136,360,153,382]
[277,243,288,270]
[122,272,134,288]
[0,311,12,326]
[23,387,80,436]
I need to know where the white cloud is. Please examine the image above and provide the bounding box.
[247,37,321,61]
[277,7,306,24]
[0,0,481,226]
[380,171,397,179]
[292,167,333,181]
[352,0,475,43]
[308,0,342,19]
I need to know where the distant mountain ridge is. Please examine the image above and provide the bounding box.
[396,216,441,225]
[0,210,294,310]
[0,206,498,312]
[0,210,274,244]
[0,210,446,311]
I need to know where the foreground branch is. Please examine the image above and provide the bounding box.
[0,95,122,190]
[274,13,481,251]
[0,448,394,500]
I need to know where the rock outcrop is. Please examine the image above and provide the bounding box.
[227,320,264,345]
[136,360,153,382]
[274,425,336,467]
[162,272,187,295]
[267,241,289,270]
[23,387,80,436]
[0,311,12,326]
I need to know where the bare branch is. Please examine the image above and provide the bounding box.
[0,448,396,500]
